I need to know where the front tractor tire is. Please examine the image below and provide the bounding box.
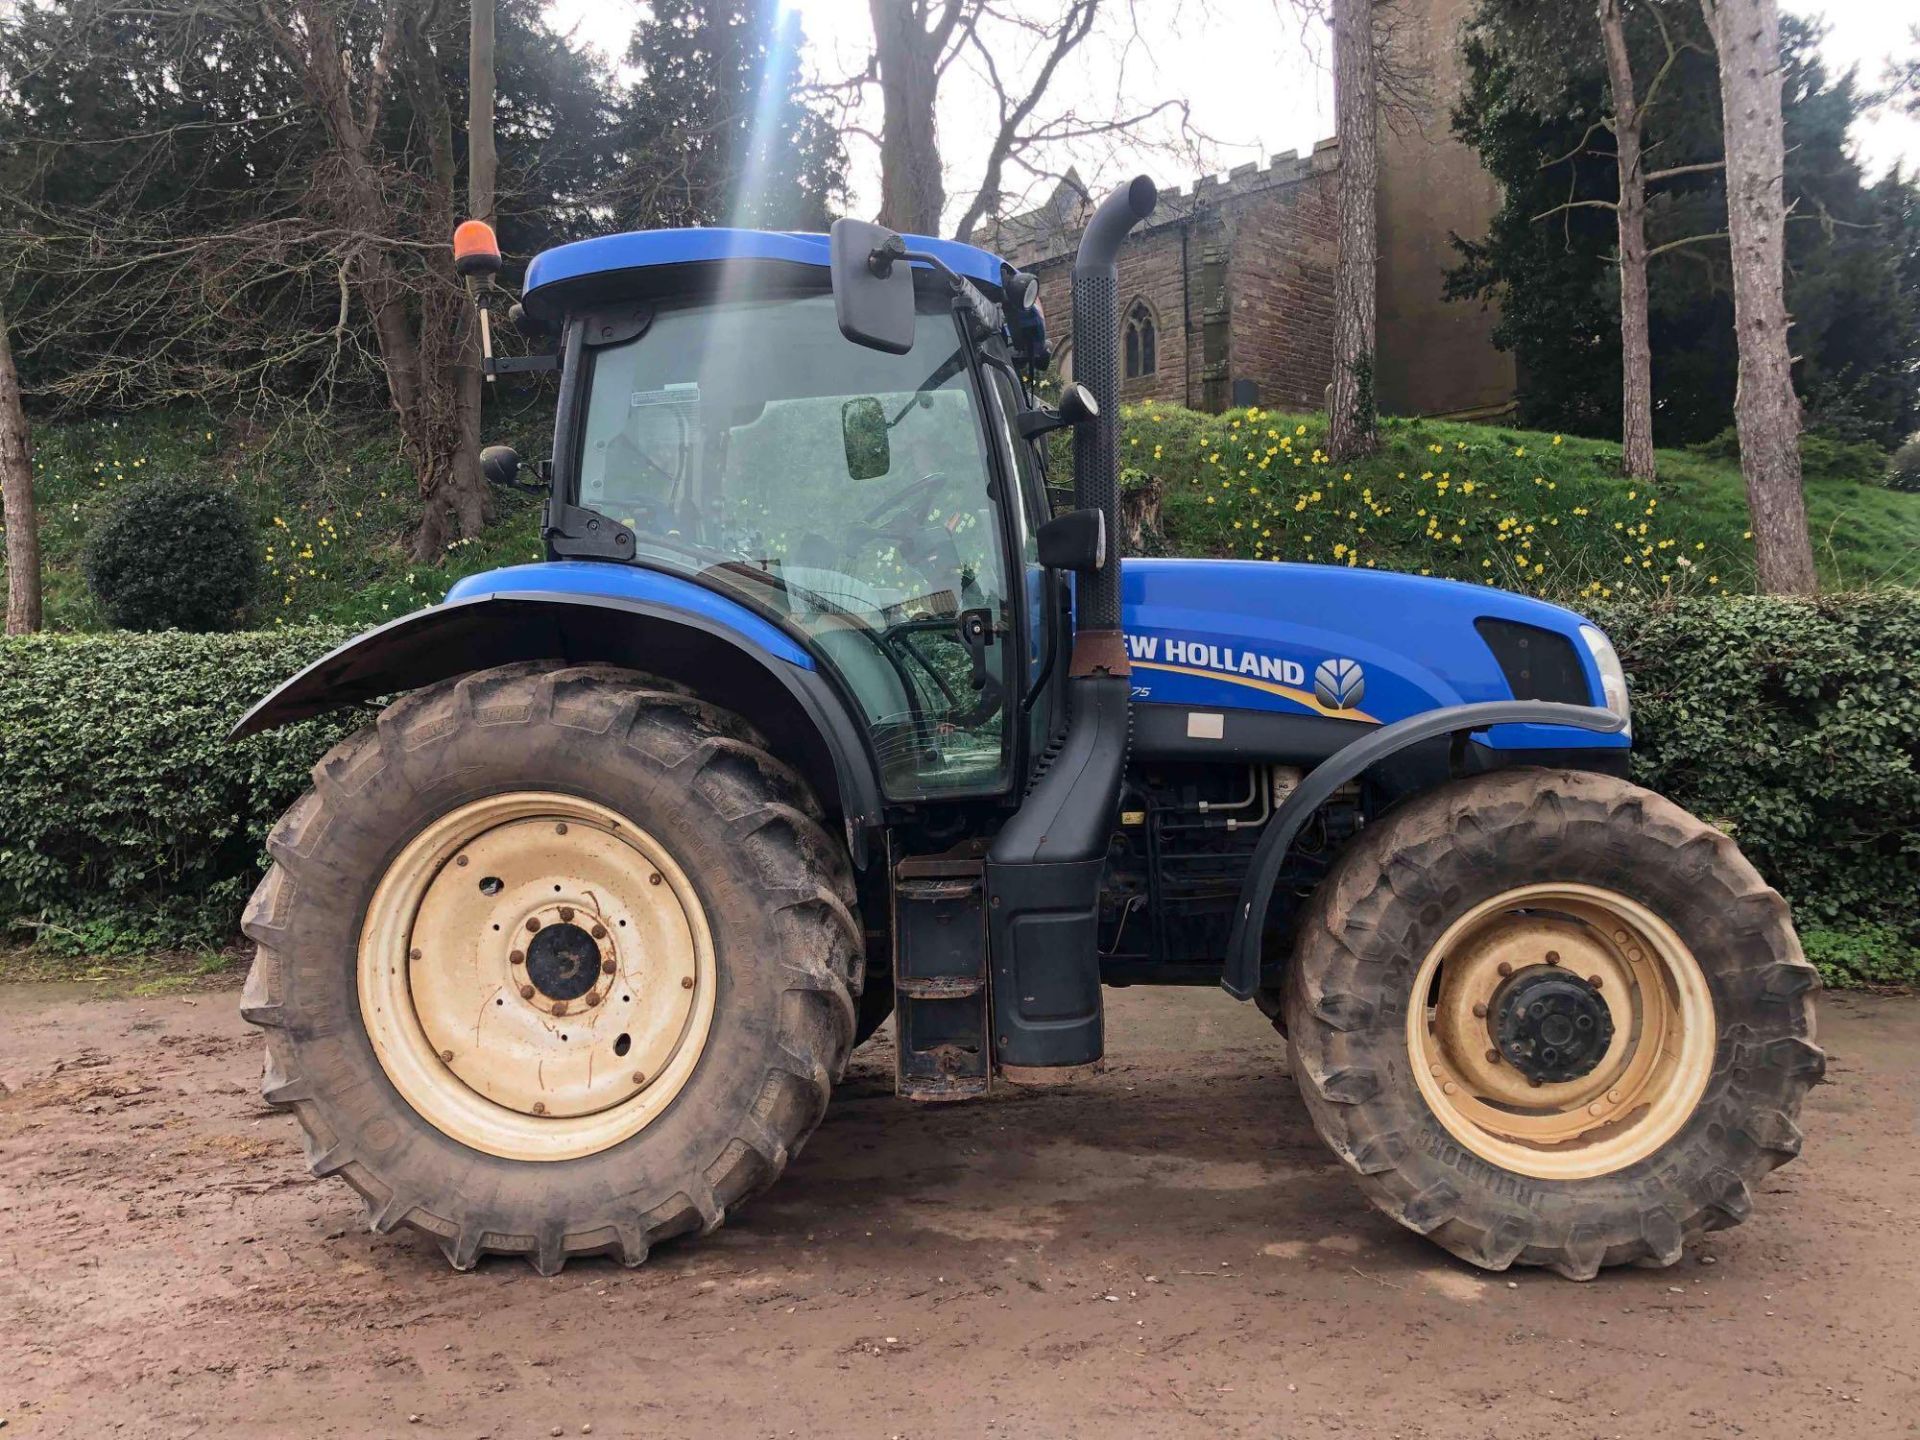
[1284,768,1821,1279]
[241,662,862,1274]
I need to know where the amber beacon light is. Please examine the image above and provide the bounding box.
[452,219,502,278]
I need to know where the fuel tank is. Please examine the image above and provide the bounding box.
[1119,559,1626,752]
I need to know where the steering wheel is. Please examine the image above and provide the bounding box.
[859,471,948,537]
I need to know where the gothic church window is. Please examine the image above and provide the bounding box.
[1124,301,1157,378]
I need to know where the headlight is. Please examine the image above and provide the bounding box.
[1578,624,1631,737]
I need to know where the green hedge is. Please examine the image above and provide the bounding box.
[0,627,354,952]
[1,595,1915,977]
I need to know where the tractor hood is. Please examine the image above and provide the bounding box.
[1119,559,1626,752]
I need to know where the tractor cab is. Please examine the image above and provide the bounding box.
[512,228,1063,805]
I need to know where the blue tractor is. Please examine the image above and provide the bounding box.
[235,180,1820,1279]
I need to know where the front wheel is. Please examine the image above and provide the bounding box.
[1283,768,1821,1279]
[241,663,862,1273]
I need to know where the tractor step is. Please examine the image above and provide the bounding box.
[891,861,992,1103]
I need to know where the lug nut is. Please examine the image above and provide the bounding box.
[552,1001,569,1017]
[1588,974,1603,989]
[510,950,525,965]
[1546,950,1561,965]
[592,925,608,940]
[556,823,569,835]
[1497,962,1513,977]
[584,991,601,1008]
[681,976,694,990]
[601,959,616,975]
[409,947,422,961]
[649,872,662,886]
[455,854,469,868]
[632,1072,647,1086]
[532,1101,547,1115]
[1472,1002,1489,1018]
[526,917,541,933]
[440,1049,454,1062]
[1485,1048,1501,1064]
[519,984,535,1000]
[558,906,574,922]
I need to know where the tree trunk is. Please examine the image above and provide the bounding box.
[1327,0,1378,461]
[869,0,946,235]
[1600,0,1657,481]
[0,305,42,635]
[1700,0,1816,594]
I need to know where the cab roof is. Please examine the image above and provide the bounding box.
[522,227,1010,321]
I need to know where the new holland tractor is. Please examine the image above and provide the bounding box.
[233,178,1821,1280]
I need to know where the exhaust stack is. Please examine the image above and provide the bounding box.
[1069,175,1157,672]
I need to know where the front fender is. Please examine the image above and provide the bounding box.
[230,591,886,862]
[1221,699,1628,999]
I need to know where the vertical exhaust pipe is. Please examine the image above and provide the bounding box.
[1069,175,1158,674]
[987,177,1156,1081]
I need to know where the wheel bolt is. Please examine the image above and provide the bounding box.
[601,959,616,975]
[1472,1002,1489,1018]
[455,855,469,868]
[510,950,525,965]
[649,872,663,886]
[681,976,694,990]
[1485,1048,1501,1064]
[632,1072,646,1086]
[584,991,601,1008]
[1497,962,1513,977]
[532,1101,547,1115]
[592,925,608,940]
[1546,950,1561,965]
[409,947,422,961]
[440,1049,454,1062]
[552,1001,569,1017]
[1588,974,1603,988]
[556,823,569,835]
[558,906,574,922]
[519,984,535,1000]
[526,917,541,933]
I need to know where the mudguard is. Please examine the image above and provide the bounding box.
[230,589,887,863]
[1220,699,1628,999]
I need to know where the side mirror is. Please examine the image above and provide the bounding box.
[829,218,916,355]
[841,397,891,480]
[1036,508,1107,572]
[480,444,544,494]
[1015,382,1100,441]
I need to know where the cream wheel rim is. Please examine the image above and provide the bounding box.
[358,792,716,1162]
[1406,883,1715,1181]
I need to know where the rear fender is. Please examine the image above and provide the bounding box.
[230,592,886,864]
[1221,700,1628,999]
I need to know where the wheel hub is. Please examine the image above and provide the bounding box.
[524,919,605,1003]
[1492,966,1615,1083]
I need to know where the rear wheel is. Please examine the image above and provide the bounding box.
[1283,768,1821,1278]
[242,662,862,1273]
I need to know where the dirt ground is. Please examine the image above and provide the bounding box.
[1,980,1915,1440]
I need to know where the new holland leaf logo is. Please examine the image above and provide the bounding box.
[1314,657,1366,710]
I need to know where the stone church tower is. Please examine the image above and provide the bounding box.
[983,0,1514,419]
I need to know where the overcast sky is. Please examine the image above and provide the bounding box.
[551,0,1919,231]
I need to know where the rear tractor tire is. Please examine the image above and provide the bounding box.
[1283,767,1821,1279]
[241,662,863,1273]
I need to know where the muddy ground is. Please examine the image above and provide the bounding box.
[1,980,1915,1439]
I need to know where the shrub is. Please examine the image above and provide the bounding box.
[1593,591,1920,942]
[2,594,1916,977]
[0,627,355,951]
[1890,439,1920,494]
[83,479,262,631]
[1687,424,1888,483]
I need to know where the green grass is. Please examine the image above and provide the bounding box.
[1127,407,1920,601]
[9,402,1919,634]
[19,407,547,632]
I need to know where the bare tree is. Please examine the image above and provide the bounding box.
[856,0,1189,241]
[0,304,40,635]
[1327,0,1377,461]
[1699,0,1814,593]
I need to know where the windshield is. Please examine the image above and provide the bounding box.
[574,288,1014,799]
